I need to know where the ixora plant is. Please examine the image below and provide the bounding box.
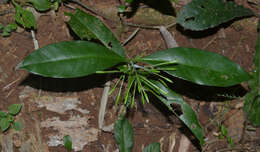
[15,0,259,150]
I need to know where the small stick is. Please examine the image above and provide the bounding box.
[2,77,20,91]
[122,28,140,46]
[98,80,111,129]
[202,35,217,50]
[159,26,178,48]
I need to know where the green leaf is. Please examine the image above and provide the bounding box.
[13,121,23,131]
[29,0,51,11]
[2,31,10,37]
[152,81,204,145]
[244,90,260,126]
[141,48,251,87]
[63,135,72,152]
[14,5,36,29]
[2,23,17,37]
[114,116,134,152]
[143,142,160,152]
[7,114,14,122]
[117,5,127,13]
[0,23,3,30]
[177,0,254,31]
[65,9,126,57]
[220,125,228,136]
[0,118,11,132]
[9,104,22,115]
[5,23,17,31]
[17,41,126,78]
[0,112,7,118]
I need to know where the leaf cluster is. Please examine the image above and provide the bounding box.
[0,23,17,37]
[218,124,234,147]
[0,104,22,132]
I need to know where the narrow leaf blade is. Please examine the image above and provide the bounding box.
[17,41,126,78]
[141,47,250,87]
[65,9,126,57]
[152,81,204,145]
[177,0,254,31]
[143,142,160,152]
[114,116,134,152]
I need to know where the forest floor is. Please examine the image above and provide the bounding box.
[0,0,260,151]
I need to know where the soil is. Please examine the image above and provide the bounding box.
[0,0,260,152]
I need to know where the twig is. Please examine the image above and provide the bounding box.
[159,26,178,48]
[31,30,39,49]
[122,28,140,46]
[2,77,20,91]
[202,35,217,50]
[98,80,111,129]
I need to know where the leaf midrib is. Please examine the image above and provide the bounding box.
[21,55,125,67]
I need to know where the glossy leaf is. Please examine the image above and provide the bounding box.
[152,81,204,145]
[143,142,160,152]
[0,118,10,132]
[9,104,22,115]
[177,0,254,31]
[63,135,72,152]
[114,116,134,152]
[65,9,126,57]
[17,41,126,78]
[29,0,51,11]
[141,48,251,87]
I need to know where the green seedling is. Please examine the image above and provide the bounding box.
[1,23,17,37]
[0,0,61,37]
[114,115,160,152]
[218,124,234,147]
[63,135,72,152]
[0,104,22,132]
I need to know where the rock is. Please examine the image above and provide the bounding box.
[41,116,99,151]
